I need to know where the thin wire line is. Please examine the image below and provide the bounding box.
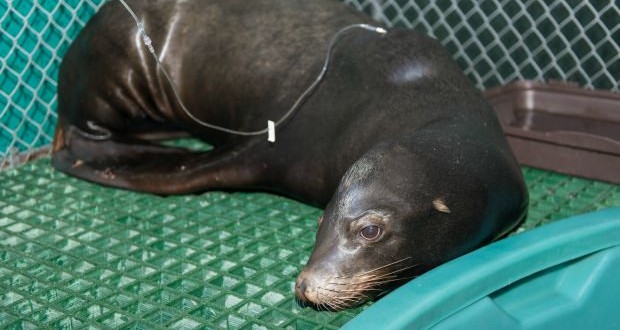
[117,0,387,137]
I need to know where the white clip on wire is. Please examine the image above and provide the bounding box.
[267,120,276,143]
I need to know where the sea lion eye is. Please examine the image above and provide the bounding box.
[360,225,382,241]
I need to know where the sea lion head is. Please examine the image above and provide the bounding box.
[294,137,523,310]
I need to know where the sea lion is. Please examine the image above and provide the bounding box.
[51,0,528,310]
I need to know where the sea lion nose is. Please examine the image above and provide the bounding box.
[295,276,309,301]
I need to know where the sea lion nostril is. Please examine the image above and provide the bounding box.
[295,278,309,301]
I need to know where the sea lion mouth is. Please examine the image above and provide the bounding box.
[295,257,416,311]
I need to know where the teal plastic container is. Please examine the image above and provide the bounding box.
[343,207,620,330]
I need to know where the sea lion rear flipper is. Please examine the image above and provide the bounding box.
[52,127,262,194]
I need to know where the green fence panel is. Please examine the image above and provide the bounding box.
[1,0,106,163]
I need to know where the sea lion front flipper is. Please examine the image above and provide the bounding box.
[52,126,263,194]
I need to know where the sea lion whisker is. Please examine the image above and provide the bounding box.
[326,298,344,311]
[332,271,395,284]
[325,277,390,286]
[353,275,397,285]
[317,287,369,306]
[324,274,397,287]
[366,263,419,279]
[340,273,413,289]
[319,292,329,311]
[350,273,398,283]
[345,263,419,284]
[318,289,348,311]
[330,266,411,288]
[335,299,360,310]
[331,297,350,308]
[295,296,305,308]
[336,257,412,279]
[318,287,368,300]
[331,295,367,309]
[361,275,418,287]
[322,286,383,293]
[361,274,409,285]
[335,293,368,302]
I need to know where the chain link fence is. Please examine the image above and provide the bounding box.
[1,0,106,169]
[1,0,619,169]
[345,0,619,90]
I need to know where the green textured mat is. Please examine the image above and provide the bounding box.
[1,159,619,329]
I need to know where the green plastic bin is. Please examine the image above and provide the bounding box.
[343,207,620,330]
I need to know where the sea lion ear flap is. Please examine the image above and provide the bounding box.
[432,198,451,214]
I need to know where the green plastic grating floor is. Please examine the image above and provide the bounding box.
[0,159,619,329]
